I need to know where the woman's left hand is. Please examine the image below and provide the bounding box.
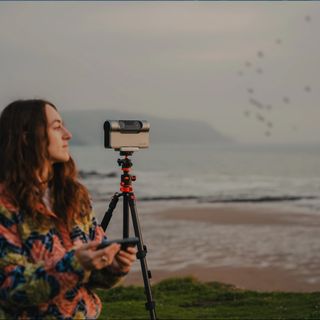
[109,246,137,274]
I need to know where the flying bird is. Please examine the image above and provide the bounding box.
[267,121,273,128]
[283,97,290,104]
[304,86,311,92]
[256,113,265,122]
[257,51,264,58]
[249,98,263,109]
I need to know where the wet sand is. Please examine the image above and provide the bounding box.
[123,265,320,292]
[158,205,320,227]
[117,204,320,292]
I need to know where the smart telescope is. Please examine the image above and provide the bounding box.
[104,120,150,151]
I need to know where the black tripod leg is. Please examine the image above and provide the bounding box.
[123,193,130,238]
[128,194,157,320]
[101,193,120,232]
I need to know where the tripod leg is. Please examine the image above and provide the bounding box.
[128,194,157,320]
[123,193,130,238]
[101,193,120,232]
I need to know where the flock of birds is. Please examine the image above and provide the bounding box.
[237,14,313,138]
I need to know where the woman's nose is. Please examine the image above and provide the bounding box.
[63,127,72,140]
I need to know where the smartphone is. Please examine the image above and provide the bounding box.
[97,237,139,250]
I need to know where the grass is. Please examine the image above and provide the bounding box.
[96,277,320,320]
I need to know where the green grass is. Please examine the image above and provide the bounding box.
[96,277,320,320]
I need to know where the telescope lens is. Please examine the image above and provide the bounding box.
[119,120,142,131]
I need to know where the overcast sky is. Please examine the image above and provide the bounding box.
[0,1,319,144]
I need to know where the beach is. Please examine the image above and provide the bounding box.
[73,143,320,293]
[95,202,320,292]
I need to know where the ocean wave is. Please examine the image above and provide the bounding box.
[78,170,118,179]
[203,195,317,203]
[92,194,317,204]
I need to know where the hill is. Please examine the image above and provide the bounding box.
[61,109,233,146]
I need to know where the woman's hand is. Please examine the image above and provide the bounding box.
[109,246,137,274]
[75,241,121,271]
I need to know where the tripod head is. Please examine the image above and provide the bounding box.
[117,152,133,169]
[119,150,134,157]
[117,151,136,193]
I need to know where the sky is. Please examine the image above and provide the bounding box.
[0,1,319,144]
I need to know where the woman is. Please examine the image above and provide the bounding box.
[0,99,137,319]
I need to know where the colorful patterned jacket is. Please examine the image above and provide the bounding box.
[0,189,123,319]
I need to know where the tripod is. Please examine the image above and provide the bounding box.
[101,151,157,320]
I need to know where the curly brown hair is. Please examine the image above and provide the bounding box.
[0,99,91,227]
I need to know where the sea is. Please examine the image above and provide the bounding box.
[70,143,320,285]
[71,143,320,214]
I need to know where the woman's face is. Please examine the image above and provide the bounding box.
[45,104,72,163]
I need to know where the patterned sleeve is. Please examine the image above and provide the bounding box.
[87,214,125,289]
[0,205,87,309]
